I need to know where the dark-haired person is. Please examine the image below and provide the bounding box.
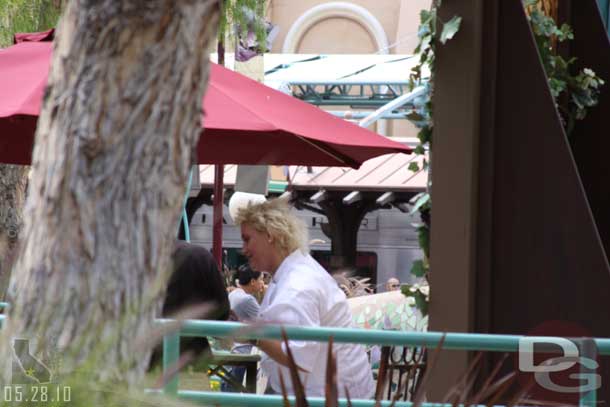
[221,264,264,392]
[229,264,264,322]
[149,240,230,369]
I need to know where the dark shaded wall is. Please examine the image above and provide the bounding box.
[569,0,610,259]
[411,0,610,399]
[475,0,610,401]
[428,0,485,397]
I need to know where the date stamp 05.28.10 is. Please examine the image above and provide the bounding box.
[2,384,71,404]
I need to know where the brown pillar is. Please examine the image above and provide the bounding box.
[428,0,485,398]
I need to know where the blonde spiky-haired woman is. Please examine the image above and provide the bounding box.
[235,199,374,399]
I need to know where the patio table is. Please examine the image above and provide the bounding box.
[209,350,260,393]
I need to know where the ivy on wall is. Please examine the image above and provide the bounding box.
[525,0,604,137]
[401,1,462,317]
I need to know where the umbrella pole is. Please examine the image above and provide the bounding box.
[212,26,226,271]
[212,165,224,269]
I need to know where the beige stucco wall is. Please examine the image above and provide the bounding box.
[268,0,431,54]
[270,0,398,53]
[267,0,431,137]
[297,17,377,53]
[395,0,433,53]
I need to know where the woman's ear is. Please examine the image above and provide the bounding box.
[266,233,273,244]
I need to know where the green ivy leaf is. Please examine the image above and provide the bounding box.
[414,145,425,155]
[408,162,420,172]
[419,50,429,65]
[407,111,425,122]
[414,291,429,316]
[439,16,462,44]
[420,9,432,24]
[418,126,432,144]
[559,23,574,40]
[420,34,432,53]
[417,226,430,258]
[409,192,430,214]
[401,284,415,298]
[526,3,604,137]
[408,77,416,90]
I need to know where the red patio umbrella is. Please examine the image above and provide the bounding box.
[0,36,410,167]
[0,33,412,267]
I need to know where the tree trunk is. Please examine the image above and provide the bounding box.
[0,166,28,298]
[1,0,219,385]
[319,197,374,272]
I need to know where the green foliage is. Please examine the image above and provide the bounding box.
[417,226,430,259]
[524,0,605,136]
[409,192,430,215]
[403,2,461,316]
[413,290,429,316]
[0,0,63,47]
[218,0,269,52]
[408,161,420,172]
[400,284,429,316]
[406,111,425,122]
[410,259,427,278]
[439,16,462,44]
[409,8,437,88]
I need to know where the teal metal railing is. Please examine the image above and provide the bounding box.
[1,311,606,406]
[179,166,194,242]
[163,319,610,352]
[146,390,501,407]
[0,302,7,327]
[598,0,610,31]
[159,319,610,407]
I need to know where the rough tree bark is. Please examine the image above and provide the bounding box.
[0,166,28,298]
[1,0,219,385]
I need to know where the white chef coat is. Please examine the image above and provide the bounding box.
[259,250,375,399]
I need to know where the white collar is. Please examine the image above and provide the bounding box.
[272,249,303,283]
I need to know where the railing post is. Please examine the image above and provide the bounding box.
[163,332,180,395]
[179,166,194,242]
[0,303,7,329]
[577,338,598,407]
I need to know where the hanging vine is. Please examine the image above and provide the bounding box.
[401,1,462,317]
[524,0,604,137]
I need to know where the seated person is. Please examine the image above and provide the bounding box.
[229,264,264,322]
[149,240,230,369]
[222,264,264,392]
